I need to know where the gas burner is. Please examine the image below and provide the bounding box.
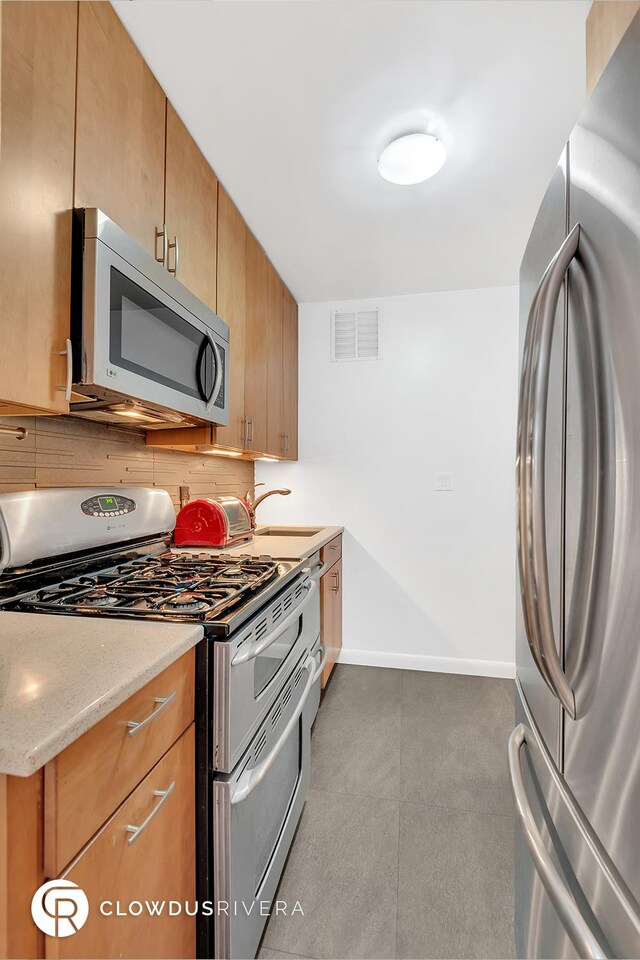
[75,589,121,608]
[159,592,213,614]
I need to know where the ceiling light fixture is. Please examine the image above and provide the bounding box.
[377,133,446,185]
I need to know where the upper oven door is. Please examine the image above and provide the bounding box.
[213,571,321,773]
[77,209,229,425]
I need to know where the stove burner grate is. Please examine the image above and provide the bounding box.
[13,550,281,623]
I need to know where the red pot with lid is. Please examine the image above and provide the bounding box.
[174,496,254,549]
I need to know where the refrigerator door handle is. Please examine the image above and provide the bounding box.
[528,224,581,718]
[508,723,607,960]
[517,252,554,689]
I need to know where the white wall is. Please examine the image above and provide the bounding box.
[257,285,519,677]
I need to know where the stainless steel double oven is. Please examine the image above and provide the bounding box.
[197,554,324,960]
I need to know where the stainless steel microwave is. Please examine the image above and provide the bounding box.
[69,208,229,429]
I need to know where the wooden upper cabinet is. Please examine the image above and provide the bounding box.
[244,232,269,455]
[75,1,166,256]
[266,269,285,457]
[586,1,640,93]
[282,288,299,460]
[0,0,77,415]
[164,103,218,311]
[216,186,247,451]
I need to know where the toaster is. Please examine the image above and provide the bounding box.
[174,496,254,548]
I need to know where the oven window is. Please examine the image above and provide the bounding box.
[109,267,205,398]
[235,720,301,896]
[253,617,302,699]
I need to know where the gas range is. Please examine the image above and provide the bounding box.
[0,549,303,636]
[0,487,305,636]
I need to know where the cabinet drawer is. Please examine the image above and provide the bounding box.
[320,534,342,568]
[46,724,196,960]
[45,648,195,875]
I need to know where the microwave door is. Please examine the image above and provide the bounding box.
[78,225,228,425]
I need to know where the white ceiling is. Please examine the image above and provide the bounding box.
[113,0,591,303]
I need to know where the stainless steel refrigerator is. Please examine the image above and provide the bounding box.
[512,13,640,959]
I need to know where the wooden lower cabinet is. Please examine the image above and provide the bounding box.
[45,650,195,876]
[321,557,343,688]
[46,724,196,960]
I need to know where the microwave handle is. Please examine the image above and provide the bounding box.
[195,333,223,408]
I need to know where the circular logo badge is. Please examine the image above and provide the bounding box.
[31,879,89,937]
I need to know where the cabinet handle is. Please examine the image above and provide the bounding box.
[126,781,175,845]
[168,234,179,277]
[332,570,340,593]
[57,339,73,402]
[284,432,290,453]
[126,691,176,736]
[155,224,168,266]
[246,417,254,444]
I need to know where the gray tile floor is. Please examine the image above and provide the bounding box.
[259,665,515,960]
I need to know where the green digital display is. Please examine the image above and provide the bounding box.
[98,496,117,511]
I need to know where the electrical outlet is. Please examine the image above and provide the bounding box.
[435,472,453,492]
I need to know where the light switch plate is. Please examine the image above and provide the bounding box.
[435,472,453,492]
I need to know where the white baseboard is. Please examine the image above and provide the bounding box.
[337,647,516,679]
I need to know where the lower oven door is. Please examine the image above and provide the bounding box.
[213,650,321,960]
[214,569,320,773]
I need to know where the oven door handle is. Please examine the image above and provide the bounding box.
[231,578,317,665]
[230,654,316,805]
[313,641,328,683]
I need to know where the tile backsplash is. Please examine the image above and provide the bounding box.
[0,416,254,512]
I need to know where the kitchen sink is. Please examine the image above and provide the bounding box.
[256,527,322,537]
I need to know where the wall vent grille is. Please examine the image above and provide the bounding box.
[331,307,380,361]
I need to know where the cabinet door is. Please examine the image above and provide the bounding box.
[164,103,218,311]
[266,268,285,457]
[244,232,269,455]
[0,0,76,415]
[75,1,165,257]
[282,288,299,460]
[215,186,246,451]
[47,725,196,960]
[321,559,343,688]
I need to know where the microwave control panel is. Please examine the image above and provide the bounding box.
[80,494,137,518]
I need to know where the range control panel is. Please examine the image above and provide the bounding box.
[80,494,137,518]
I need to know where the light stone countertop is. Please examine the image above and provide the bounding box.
[208,524,344,561]
[0,613,203,777]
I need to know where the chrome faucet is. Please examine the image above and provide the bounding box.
[245,483,292,513]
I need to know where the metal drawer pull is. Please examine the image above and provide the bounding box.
[232,578,317,665]
[231,655,316,805]
[155,223,168,266]
[126,781,176,845]
[508,724,606,960]
[126,690,177,736]
[0,424,28,440]
[168,234,179,277]
[57,339,73,402]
